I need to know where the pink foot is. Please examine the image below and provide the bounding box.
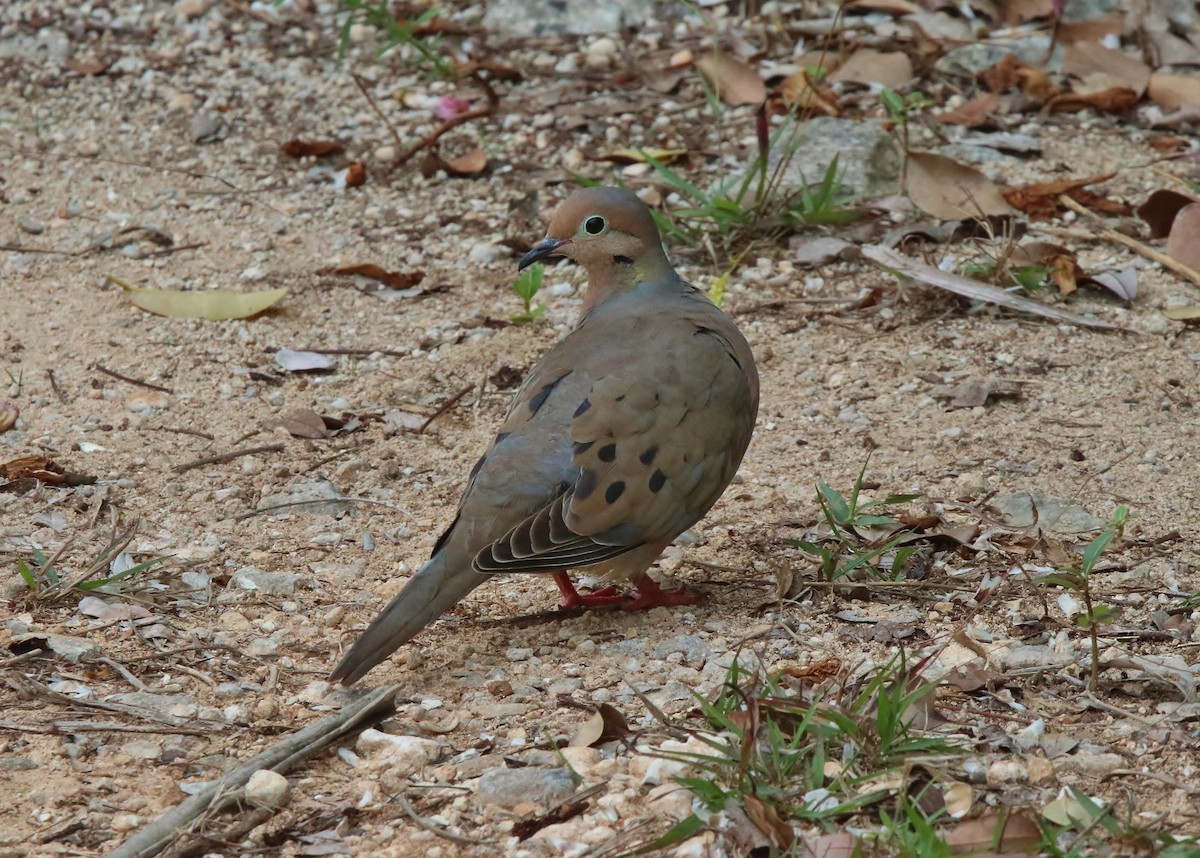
[553,573,629,609]
[623,575,701,612]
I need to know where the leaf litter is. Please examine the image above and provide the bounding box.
[3,0,1200,855]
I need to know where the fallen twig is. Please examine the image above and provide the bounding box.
[172,443,285,474]
[1058,194,1200,291]
[420,383,475,433]
[93,364,174,394]
[862,245,1126,331]
[47,369,67,403]
[106,684,400,858]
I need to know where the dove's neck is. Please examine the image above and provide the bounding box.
[580,249,677,315]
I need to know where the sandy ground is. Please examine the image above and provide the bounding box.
[3,2,1200,856]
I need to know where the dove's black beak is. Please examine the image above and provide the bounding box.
[518,238,571,271]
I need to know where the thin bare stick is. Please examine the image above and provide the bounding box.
[92,364,174,394]
[150,425,216,441]
[393,71,499,168]
[144,240,210,258]
[172,443,285,474]
[352,74,404,150]
[420,383,475,433]
[106,684,400,858]
[394,791,494,846]
[1058,194,1200,290]
[233,496,416,523]
[47,369,67,403]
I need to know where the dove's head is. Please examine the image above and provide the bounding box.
[519,187,673,309]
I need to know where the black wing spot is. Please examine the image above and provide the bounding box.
[613,255,633,265]
[528,376,566,415]
[598,443,617,463]
[574,398,592,417]
[576,469,598,500]
[605,481,626,504]
[574,440,595,456]
[495,431,510,444]
[469,455,487,480]
[639,445,658,465]
[649,469,666,493]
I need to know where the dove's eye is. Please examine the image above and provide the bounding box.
[583,215,607,236]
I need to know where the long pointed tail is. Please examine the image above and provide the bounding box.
[329,552,480,685]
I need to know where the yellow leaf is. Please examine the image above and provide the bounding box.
[108,276,287,321]
[607,147,689,164]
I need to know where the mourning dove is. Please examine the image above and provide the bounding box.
[330,186,758,685]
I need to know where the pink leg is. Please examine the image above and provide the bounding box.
[623,573,701,612]
[553,572,628,609]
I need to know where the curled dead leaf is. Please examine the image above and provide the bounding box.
[777,69,840,116]
[264,409,331,439]
[420,147,489,177]
[904,152,1015,220]
[108,275,287,321]
[697,51,766,106]
[344,161,367,187]
[936,93,1002,127]
[1166,203,1200,272]
[319,264,426,291]
[0,401,17,433]
[827,48,913,89]
[281,139,346,158]
[568,702,630,747]
[1147,73,1200,111]
[1136,188,1200,239]
[1001,172,1118,221]
[1062,43,1150,97]
[1046,86,1139,114]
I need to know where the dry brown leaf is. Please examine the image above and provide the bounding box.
[1001,172,1116,220]
[344,161,367,187]
[828,48,913,89]
[569,702,630,748]
[1148,135,1190,153]
[1046,86,1139,114]
[65,56,112,76]
[0,401,17,433]
[846,0,921,12]
[265,409,330,439]
[904,151,1015,220]
[796,832,859,858]
[319,263,426,291]
[1047,251,1081,295]
[696,51,765,106]
[999,0,1053,24]
[420,148,489,178]
[980,55,1059,102]
[742,796,795,852]
[1166,203,1200,272]
[936,93,1002,127]
[1057,12,1124,44]
[1147,73,1200,111]
[777,69,840,116]
[1062,43,1150,96]
[281,139,346,158]
[944,811,1042,853]
[1136,188,1200,238]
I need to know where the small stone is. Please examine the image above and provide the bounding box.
[375,145,397,162]
[191,112,224,143]
[506,647,533,662]
[355,730,441,785]
[247,637,279,656]
[652,634,712,668]
[219,610,253,631]
[587,37,617,56]
[107,692,199,719]
[469,242,503,265]
[228,568,299,596]
[112,813,140,832]
[474,767,576,808]
[244,769,291,809]
[18,215,45,235]
[120,739,162,760]
[176,0,214,18]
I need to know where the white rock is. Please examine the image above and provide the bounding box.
[355,730,441,780]
[245,770,291,809]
